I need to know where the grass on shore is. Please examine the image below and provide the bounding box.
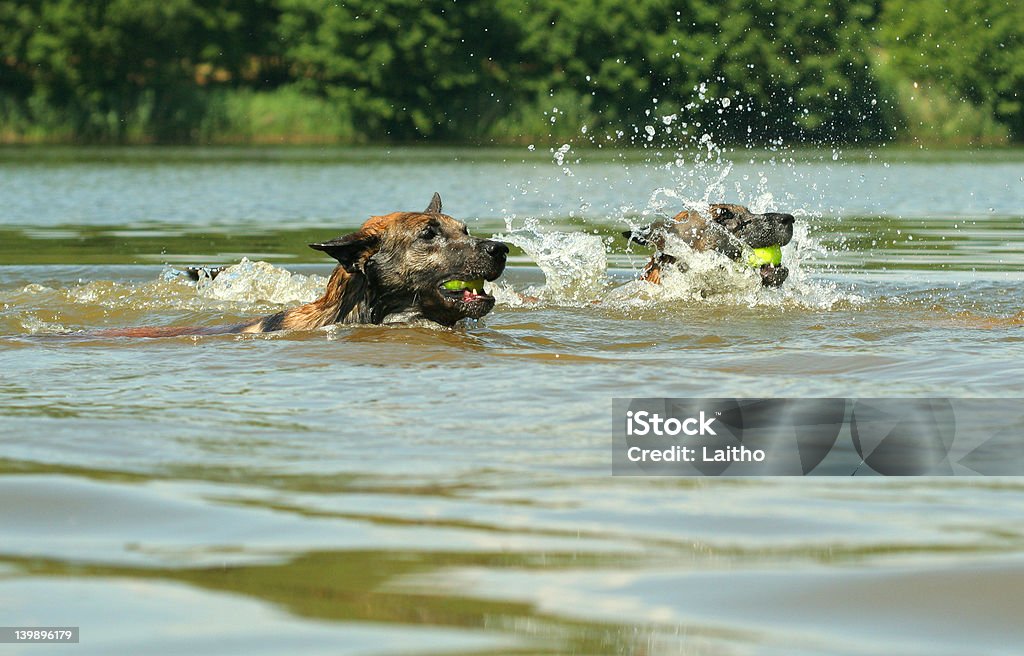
[0,70,1015,148]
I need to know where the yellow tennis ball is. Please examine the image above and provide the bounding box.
[747,245,783,267]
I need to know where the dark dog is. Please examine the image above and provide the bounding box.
[625,203,795,287]
[103,193,509,337]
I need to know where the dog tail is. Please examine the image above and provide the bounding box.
[181,266,226,282]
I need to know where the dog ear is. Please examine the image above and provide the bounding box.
[710,205,742,231]
[425,192,442,213]
[622,228,648,244]
[622,221,666,249]
[309,231,380,272]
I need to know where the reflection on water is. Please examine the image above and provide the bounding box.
[1,148,1024,655]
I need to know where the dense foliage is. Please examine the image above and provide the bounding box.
[877,0,1024,143]
[1,0,1020,144]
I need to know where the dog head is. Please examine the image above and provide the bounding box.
[309,193,509,326]
[625,203,795,287]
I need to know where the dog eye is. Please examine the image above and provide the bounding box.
[418,226,438,240]
[714,209,733,222]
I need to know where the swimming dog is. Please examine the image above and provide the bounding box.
[103,193,509,337]
[625,203,795,287]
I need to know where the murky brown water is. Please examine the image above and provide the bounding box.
[1,147,1023,655]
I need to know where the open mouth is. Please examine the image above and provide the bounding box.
[439,278,492,304]
[744,245,788,287]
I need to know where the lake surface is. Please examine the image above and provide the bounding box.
[1,146,1023,655]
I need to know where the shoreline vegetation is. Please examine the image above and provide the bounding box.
[3,144,1024,164]
[2,1,1021,147]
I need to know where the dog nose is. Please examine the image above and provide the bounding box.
[484,240,509,260]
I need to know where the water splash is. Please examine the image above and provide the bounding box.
[0,260,332,335]
[498,221,608,304]
[196,258,324,305]
[20,315,68,335]
[501,96,863,311]
[16,260,325,311]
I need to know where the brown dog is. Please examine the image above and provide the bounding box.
[103,193,509,337]
[625,203,795,287]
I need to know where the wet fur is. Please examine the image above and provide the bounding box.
[625,203,795,288]
[100,194,508,337]
[240,264,370,333]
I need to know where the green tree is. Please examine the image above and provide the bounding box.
[0,0,1020,145]
[877,0,1024,140]
[500,0,889,145]
[0,0,273,142]
[274,0,518,140]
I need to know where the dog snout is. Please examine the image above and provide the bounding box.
[766,212,795,226]
[484,240,509,260]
